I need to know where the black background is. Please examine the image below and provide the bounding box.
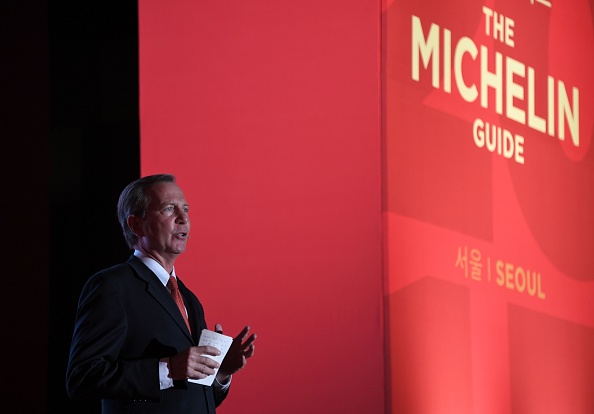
[4,1,139,412]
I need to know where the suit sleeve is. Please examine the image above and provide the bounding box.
[65,273,161,401]
[214,380,230,407]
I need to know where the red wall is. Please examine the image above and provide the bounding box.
[138,1,384,413]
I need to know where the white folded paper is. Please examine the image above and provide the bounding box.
[188,329,233,386]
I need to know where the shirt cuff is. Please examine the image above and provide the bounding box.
[214,375,232,391]
[159,358,174,390]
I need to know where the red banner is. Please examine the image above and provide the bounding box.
[384,0,594,412]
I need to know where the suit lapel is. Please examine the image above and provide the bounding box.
[127,256,194,342]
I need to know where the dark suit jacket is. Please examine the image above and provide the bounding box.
[66,255,228,413]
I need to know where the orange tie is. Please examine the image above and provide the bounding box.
[167,275,192,334]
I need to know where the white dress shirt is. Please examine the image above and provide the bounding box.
[133,250,231,391]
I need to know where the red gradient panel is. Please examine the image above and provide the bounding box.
[509,304,594,414]
[389,277,472,414]
[139,1,384,413]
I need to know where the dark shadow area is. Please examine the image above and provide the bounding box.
[49,1,139,412]
[3,1,139,412]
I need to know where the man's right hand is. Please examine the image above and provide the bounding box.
[168,346,221,380]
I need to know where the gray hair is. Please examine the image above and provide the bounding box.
[117,174,176,249]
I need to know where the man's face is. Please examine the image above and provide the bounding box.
[135,181,191,259]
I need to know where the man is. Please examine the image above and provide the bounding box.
[66,174,256,413]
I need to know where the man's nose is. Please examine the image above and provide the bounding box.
[176,210,189,223]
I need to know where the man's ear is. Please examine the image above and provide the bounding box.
[127,215,144,238]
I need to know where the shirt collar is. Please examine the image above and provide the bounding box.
[134,250,176,287]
